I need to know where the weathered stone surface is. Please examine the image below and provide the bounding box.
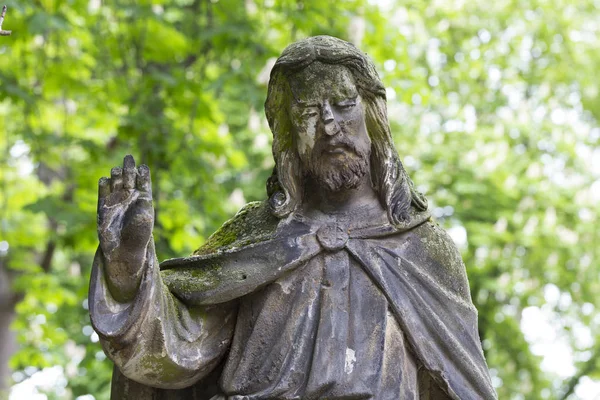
[90,35,497,399]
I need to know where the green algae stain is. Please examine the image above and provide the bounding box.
[162,264,222,299]
[193,201,279,256]
[138,352,185,383]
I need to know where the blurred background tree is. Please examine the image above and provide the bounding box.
[0,0,599,399]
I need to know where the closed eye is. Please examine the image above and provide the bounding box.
[302,108,319,118]
[335,97,358,109]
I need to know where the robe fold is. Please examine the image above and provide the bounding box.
[89,201,497,400]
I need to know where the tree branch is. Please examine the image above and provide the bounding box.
[0,5,12,36]
[40,239,56,273]
[559,345,600,400]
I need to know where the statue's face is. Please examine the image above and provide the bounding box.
[288,63,371,191]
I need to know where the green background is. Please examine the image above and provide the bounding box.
[0,0,599,399]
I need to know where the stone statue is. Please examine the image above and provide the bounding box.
[90,36,497,400]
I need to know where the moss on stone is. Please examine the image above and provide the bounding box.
[410,219,471,300]
[162,262,222,299]
[193,200,279,256]
[138,352,184,383]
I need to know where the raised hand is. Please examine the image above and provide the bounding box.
[97,155,154,302]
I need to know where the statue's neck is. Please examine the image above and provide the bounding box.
[302,174,383,216]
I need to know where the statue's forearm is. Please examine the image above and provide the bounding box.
[103,265,142,304]
[101,238,151,303]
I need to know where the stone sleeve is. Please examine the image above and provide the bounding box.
[88,241,237,390]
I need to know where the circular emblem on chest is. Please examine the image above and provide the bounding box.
[316,224,349,251]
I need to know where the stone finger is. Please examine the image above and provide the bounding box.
[98,177,110,212]
[137,164,152,194]
[110,167,123,191]
[123,154,136,189]
[98,177,111,198]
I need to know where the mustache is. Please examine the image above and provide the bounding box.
[313,137,362,157]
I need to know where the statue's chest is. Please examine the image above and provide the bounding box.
[219,251,419,399]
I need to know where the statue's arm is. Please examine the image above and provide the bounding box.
[89,156,236,389]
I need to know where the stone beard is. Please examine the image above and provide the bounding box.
[305,135,370,192]
[90,35,497,400]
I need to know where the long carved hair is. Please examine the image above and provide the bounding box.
[264,36,427,224]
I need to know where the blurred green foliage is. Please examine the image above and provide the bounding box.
[0,0,599,399]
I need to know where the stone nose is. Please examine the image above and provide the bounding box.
[321,101,340,136]
[321,101,334,123]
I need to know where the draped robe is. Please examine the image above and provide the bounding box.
[89,201,497,400]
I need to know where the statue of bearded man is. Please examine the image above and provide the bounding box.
[90,36,497,400]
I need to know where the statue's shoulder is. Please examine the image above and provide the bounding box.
[409,218,462,261]
[193,200,280,256]
[404,217,472,301]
